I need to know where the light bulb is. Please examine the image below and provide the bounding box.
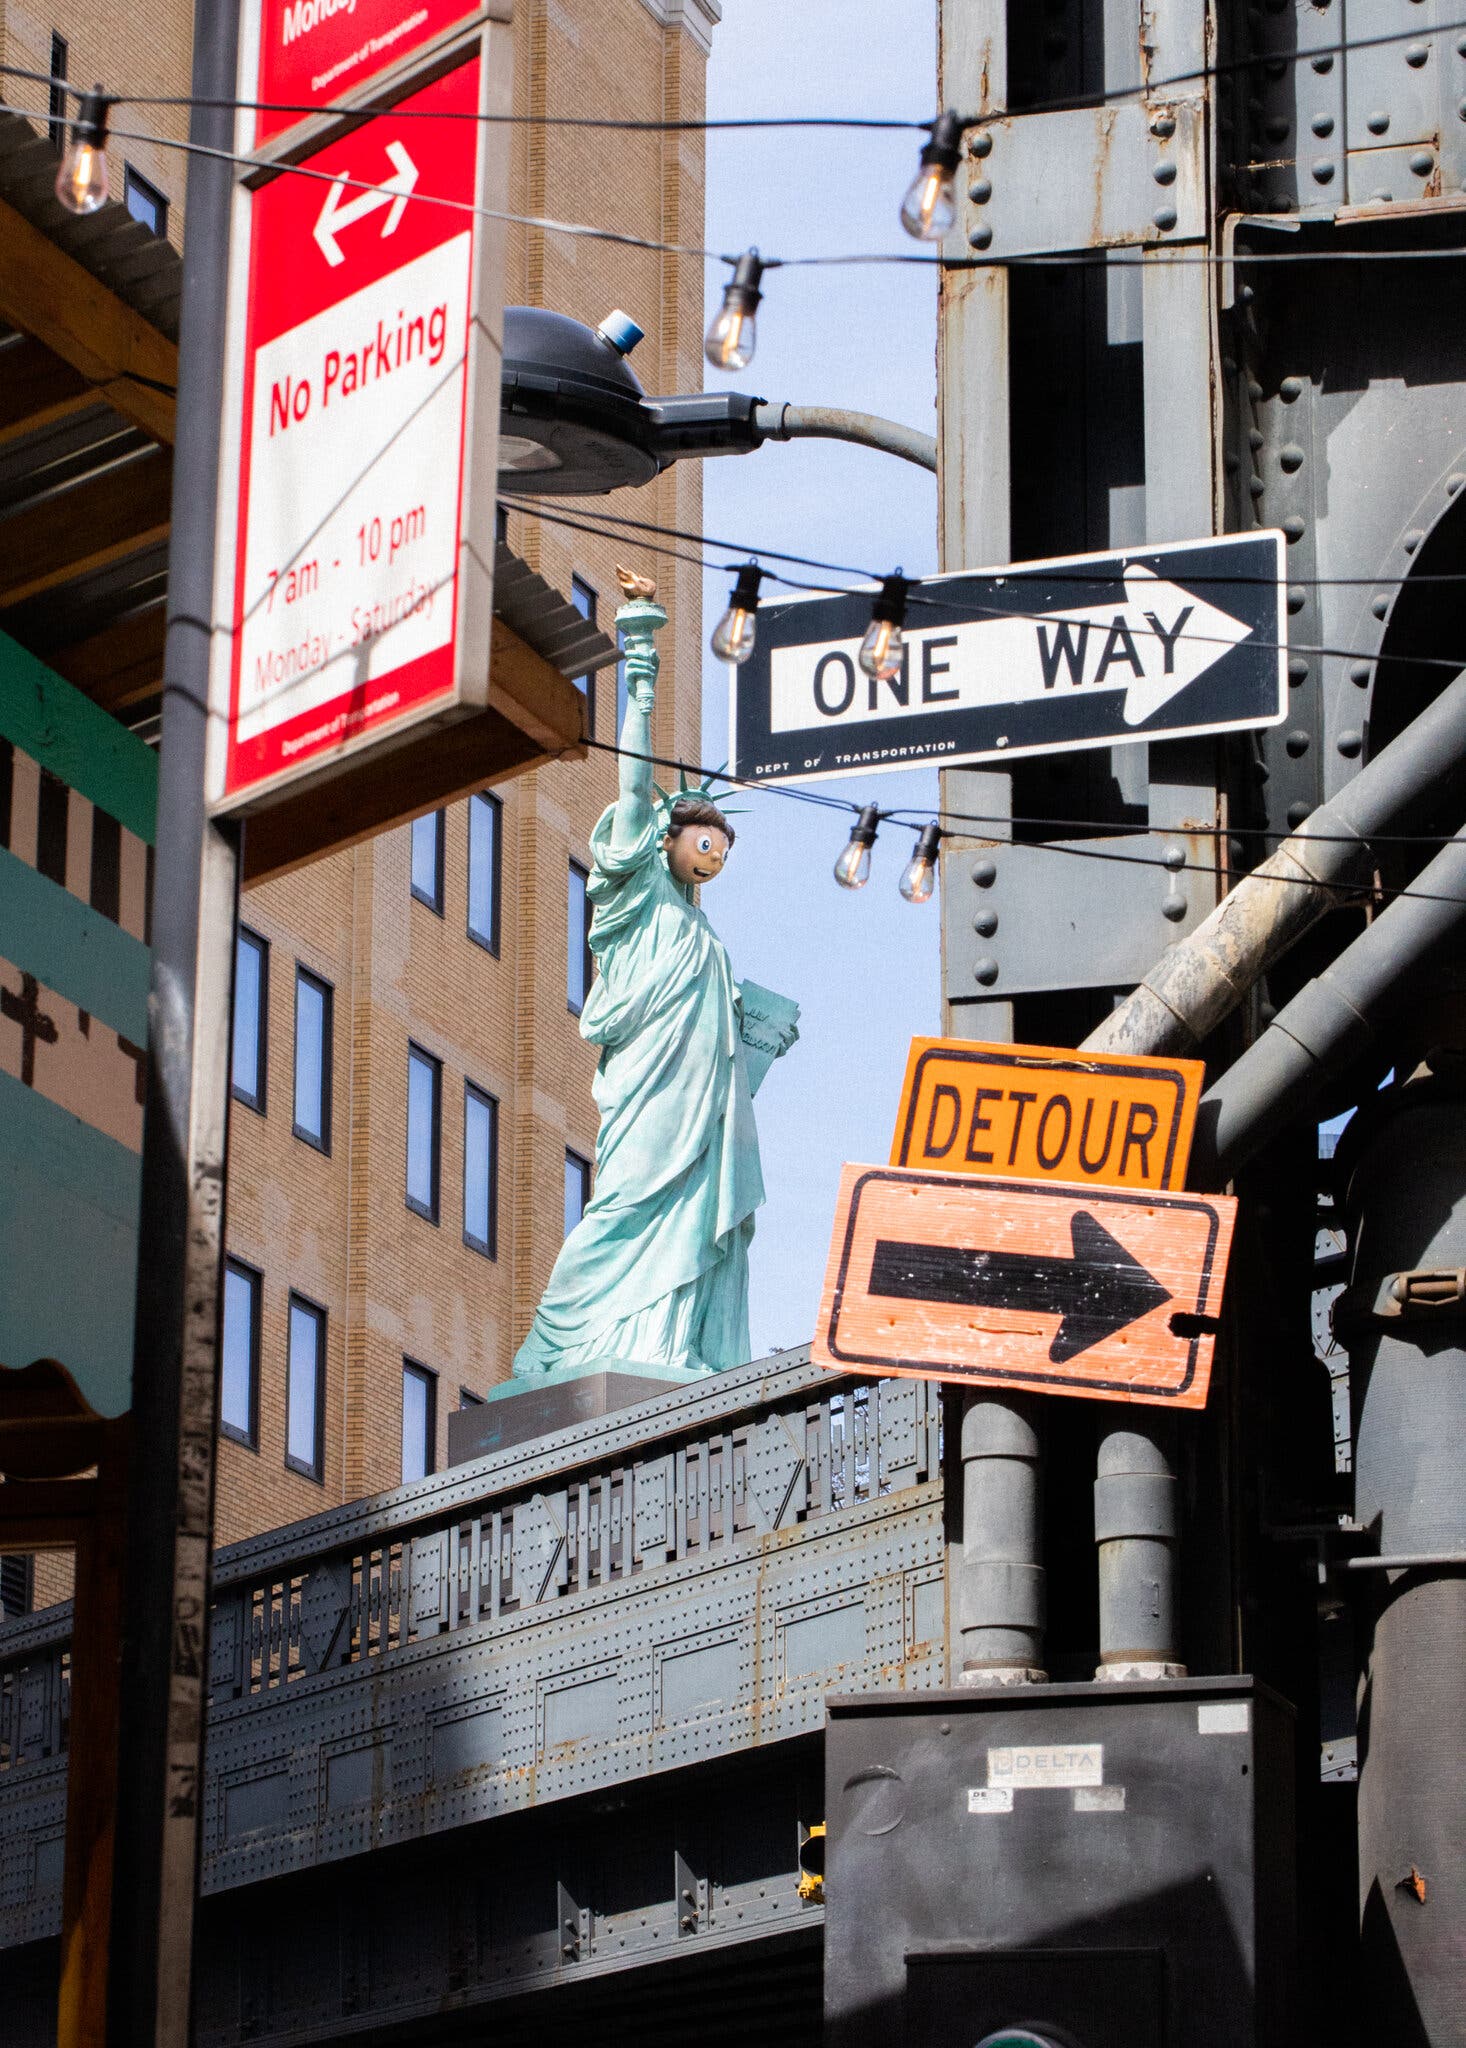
[900,111,965,242]
[834,805,881,891]
[712,605,756,663]
[859,572,912,680]
[705,249,764,372]
[900,162,956,241]
[859,616,904,681]
[710,563,764,665]
[899,823,943,904]
[56,87,111,216]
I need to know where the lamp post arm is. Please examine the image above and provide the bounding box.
[752,401,937,473]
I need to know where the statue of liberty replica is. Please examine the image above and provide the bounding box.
[512,568,799,1385]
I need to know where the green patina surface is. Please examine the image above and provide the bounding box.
[512,598,797,1385]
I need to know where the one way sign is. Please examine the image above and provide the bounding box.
[813,1164,1236,1409]
[731,532,1286,785]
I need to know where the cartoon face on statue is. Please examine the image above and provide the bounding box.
[662,797,734,887]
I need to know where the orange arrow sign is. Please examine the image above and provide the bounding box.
[813,1164,1236,1409]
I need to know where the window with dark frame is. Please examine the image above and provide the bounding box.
[564,1149,591,1238]
[232,928,268,1112]
[570,575,597,735]
[406,1043,442,1222]
[459,1388,484,1408]
[1,1554,35,1620]
[123,164,168,237]
[292,966,333,1152]
[467,791,501,953]
[220,1259,261,1449]
[463,1081,498,1258]
[47,34,67,152]
[285,1295,326,1482]
[567,860,592,1014]
[401,1360,437,1483]
[410,809,445,913]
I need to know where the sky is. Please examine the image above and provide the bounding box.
[697,1,943,1355]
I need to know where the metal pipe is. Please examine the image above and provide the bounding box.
[1189,829,1466,1184]
[753,401,938,473]
[1093,1421,1185,1678]
[1346,1554,1466,1571]
[1084,665,1466,1059]
[955,1392,1047,1684]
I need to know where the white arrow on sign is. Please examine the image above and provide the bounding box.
[768,564,1255,739]
[313,140,420,268]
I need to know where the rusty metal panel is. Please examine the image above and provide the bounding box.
[963,99,1206,257]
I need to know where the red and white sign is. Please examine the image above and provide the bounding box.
[247,0,485,146]
[210,50,504,809]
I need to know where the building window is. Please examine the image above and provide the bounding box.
[564,1149,591,1238]
[459,1387,484,1409]
[292,967,332,1152]
[285,1296,326,1482]
[467,791,501,954]
[463,1082,498,1258]
[47,34,67,153]
[1,1554,34,1620]
[410,809,444,913]
[232,927,268,1113]
[220,1259,261,1449]
[406,1043,441,1222]
[123,165,168,238]
[570,576,597,735]
[402,1360,437,1483]
[567,860,592,1015]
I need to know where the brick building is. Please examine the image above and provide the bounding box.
[3,0,718,1599]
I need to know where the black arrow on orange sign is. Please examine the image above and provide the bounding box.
[868,1210,1174,1364]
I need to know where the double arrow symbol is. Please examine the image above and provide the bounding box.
[313,140,420,267]
[870,1212,1180,1364]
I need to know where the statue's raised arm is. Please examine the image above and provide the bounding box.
[610,564,665,854]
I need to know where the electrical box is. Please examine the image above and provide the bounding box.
[824,1677,1295,2048]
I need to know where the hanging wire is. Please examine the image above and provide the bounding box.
[9,79,1466,276]
[11,17,1466,139]
[505,496,1466,681]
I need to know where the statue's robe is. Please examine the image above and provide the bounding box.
[512,803,763,1377]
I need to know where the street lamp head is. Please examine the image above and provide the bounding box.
[498,305,661,495]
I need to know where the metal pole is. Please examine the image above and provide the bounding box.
[933,0,1044,1683]
[752,402,937,473]
[107,2,240,2040]
[956,1394,1047,1683]
[1093,1420,1184,1678]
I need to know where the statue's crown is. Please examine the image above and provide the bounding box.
[652,765,744,836]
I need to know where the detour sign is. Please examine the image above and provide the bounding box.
[813,1165,1236,1409]
[891,1038,1203,1192]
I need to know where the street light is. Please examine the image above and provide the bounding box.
[497,305,935,497]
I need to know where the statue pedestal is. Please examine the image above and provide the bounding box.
[447,1360,708,1463]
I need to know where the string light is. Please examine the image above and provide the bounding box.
[705,249,764,371]
[898,822,943,905]
[859,572,912,681]
[55,85,112,214]
[900,110,964,241]
[710,562,765,665]
[834,805,882,891]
